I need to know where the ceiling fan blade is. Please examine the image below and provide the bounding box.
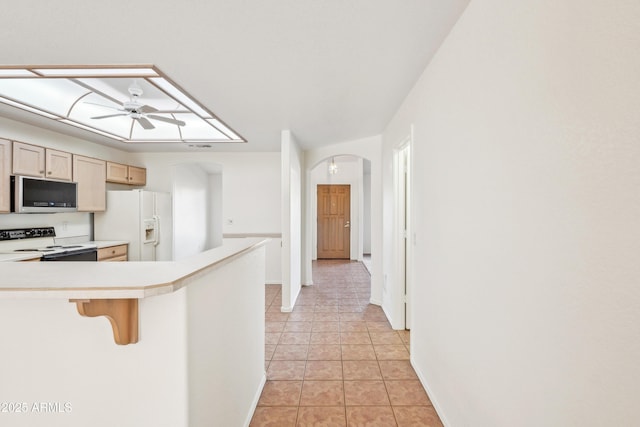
[147,115,186,126]
[136,117,155,130]
[91,113,129,119]
[149,109,189,114]
[138,104,158,114]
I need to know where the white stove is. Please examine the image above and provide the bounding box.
[0,227,97,261]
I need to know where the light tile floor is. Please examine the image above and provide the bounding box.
[250,259,443,427]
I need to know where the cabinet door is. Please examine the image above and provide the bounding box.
[106,161,129,184]
[12,141,45,177]
[128,166,146,186]
[0,139,10,212]
[98,245,128,261]
[73,155,106,212]
[45,149,72,181]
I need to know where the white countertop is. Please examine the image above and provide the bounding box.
[0,238,268,299]
[0,252,43,262]
[0,241,129,262]
[90,240,129,249]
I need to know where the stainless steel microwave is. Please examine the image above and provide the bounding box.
[11,175,78,213]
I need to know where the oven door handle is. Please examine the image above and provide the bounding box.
[41,247,97,261]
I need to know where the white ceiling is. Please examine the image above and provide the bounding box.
[0,0,469,152]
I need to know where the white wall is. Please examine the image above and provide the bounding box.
[382,0,640,425]
[208,173,223,249]
[173,164,209,260]
[186,245,266,427]
[0,289,189,427]
[280,130,302,311]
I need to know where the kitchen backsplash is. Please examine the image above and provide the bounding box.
[0,212,92,239]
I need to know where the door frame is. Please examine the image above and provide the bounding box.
[310,157,364,263]
[393,131,413,330]
[316,184,351,259]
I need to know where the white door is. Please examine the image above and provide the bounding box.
[394,140,413,330]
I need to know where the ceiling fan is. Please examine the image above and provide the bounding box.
[87,81,186,130]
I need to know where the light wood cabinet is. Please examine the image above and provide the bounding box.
[73,155,106,212]
[128,166,146,185]
[12,141,44,177]
[106,162,129,184]
[13,141,72,181]
[106,161,146,186]
[98,244,128,262]
[0,139,11,213]
[45,148,73,180]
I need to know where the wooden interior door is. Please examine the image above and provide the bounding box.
[317,184,350,259]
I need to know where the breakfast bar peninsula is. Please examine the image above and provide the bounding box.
[0,238,267,427]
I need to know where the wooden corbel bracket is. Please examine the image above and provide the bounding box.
[71,299,139,345]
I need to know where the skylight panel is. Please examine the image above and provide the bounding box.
[0,78,88,116]
[149,77,211,117]
[208,118,242,140]
[0,69,36,77]
[59,119,125,140]
[0,65,245,145]
[0,97,58,118]
[180,115,230,140]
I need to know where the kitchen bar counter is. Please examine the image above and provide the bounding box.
[0,237,267,427]
[0,237,267,299]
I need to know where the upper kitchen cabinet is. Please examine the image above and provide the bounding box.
[12,141,44,177]
[45,148,73,180]
[106,162,146,186]
[73,155,106,212]
[12,141,72,181]
[106,162,128,183]
[0,139,10,212]
[128,166,146,186]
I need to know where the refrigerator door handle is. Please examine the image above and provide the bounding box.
[152,215,160,247]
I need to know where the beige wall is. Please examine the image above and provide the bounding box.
[383,0,640,425]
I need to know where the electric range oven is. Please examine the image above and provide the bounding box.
[0,227,97,261]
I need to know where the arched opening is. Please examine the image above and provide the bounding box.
[308,155,371,266]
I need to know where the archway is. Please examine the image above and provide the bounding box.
[301,136,382,306]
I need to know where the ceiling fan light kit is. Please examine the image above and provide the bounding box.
[0,65,245,145]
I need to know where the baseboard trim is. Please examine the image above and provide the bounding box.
[265,280,281,285]
[243,372,267,427]
[410,355,449,427]
[280,305,294,313]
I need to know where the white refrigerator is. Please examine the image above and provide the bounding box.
[94,190,173,261]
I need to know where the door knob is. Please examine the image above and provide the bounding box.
[344,221,350,228]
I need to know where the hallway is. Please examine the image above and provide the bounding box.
[250,260,443,426]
